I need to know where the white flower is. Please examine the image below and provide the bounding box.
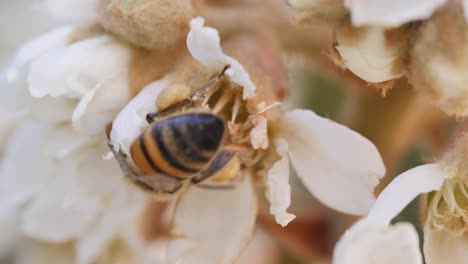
[0,22,151,263]
[344,0,447,27]
[27,34,131,134]
[332,164,446,264]
[110,16,386,262]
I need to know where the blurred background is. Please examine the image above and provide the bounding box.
[0,0,456,263]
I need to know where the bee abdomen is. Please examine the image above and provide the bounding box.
[131,113,225,179]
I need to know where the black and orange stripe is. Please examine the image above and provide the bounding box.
[130,113,225,179]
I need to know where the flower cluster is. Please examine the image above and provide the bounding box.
[287,0,468,263]
[291,0,468,111]
[3,0,468,263]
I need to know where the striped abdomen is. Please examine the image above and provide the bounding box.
[130,113,225,179]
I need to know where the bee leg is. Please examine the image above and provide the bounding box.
[190,65,230,102]
[146,98,193,123]
[192,148,237,184]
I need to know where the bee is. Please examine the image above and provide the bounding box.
[108,66,244,194]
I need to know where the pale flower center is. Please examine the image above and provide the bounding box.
[428,177,468,236]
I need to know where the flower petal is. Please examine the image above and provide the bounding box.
[368,163,445,224]
[424,229,468,264]
[335,26,405,83]
[45,0,98,23]
[187,17,256,99]
[21,187,100,242]
[5,26,73,83]
[167,176,257,263]
[333,219,422,264]
[345,0,447,27]
[76,187,146,264]
[250,115,269,150]
[280,109,385,215]
[0,192,31,259]
[265,138,296,227]
[187,17,226,69]
[20,138,126,243]
[28,35,130,99]
[1,122,55,195]
[110,78,169,152]
[44,125,93,159]
[72,74,130,135]
[12,240,75,264]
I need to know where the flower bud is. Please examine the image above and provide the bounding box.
[97,0,193,49]
[440,133,468,184]
[409,4,468,116]
[333,18,409,84]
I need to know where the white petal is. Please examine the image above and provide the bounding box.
[265,138,295,227]
[1,122,55,195]
[44,125,92,159]
[45,0,98,23]
[333,219,422,264]
[76,189,145,264]
[336,27,404,83]
[250,115,269,150]
[21,140,125,243]
[21,186,99,242]
[424,229,468,264]
[5,26,73,83]
[110,78,169,152]
[0,192,31,259]
[238,231,280,264]
[225,58,256,99]
[280,109,385,215]
[187,17,227,69]
[345,0,447,27]
[72,88,97,125]
[12,239,75,264]
[167,177,257,264]
[187,17,256,99]
[368,163,445,224]
[28,35,130,99]
[72,74,130,135]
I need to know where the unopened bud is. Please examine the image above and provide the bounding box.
[409,4,468,116]
[440,133,468,184]
[333,18,409,84]
[97,0,193,49]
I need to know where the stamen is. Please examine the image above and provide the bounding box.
[459,180,468,198]
[231,94,241,123]
[212,90,231,114]
[428,178,468,236]
[256,101,281,114]
[431,188,444,218]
